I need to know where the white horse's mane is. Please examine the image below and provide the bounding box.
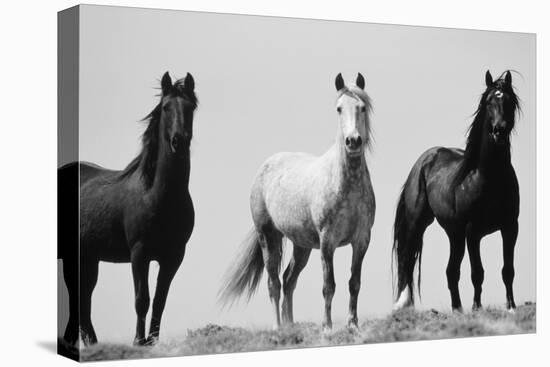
[336,85,372,111]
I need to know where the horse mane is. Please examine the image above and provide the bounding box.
[337,85,374,149]
[452,71,521,187]
[118,77,198,187]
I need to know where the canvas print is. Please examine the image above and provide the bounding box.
[57,5,536,362]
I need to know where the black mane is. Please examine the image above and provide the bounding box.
[453,71,521,187]
[118,77,198,187]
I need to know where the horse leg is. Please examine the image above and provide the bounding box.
[62,258,79,346]
[281,245,312,325]
[79,258,99,346]
[320,238,336,331]
[501,221,518,311]
[258,228,283,330]
[348,235,369,329]
[147,258,182,344]
[445,231,466,312]
[466,230,484,310]
[130,244,151,346]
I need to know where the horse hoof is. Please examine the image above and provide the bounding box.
[392,302,414,312]
[81,336,98,347]
[322,323,333,334]
[472,304,483,312]
[452,306,464,314]
[145,336,159,346]
[281,318,294,327]
[507,307,516,314]
[392,303,410,312]
[393,288,413,311]
[347,317,359,330]
[133,338,148,347]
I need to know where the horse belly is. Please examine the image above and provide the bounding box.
[80,188,130,263]
[270,206,320,248]
[259,174,319,247]
[80,220,130,262]
[98,246,131,263]
[284,226,320,249]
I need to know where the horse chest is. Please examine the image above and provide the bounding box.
[458,178,518,232]
[469,193,513,230]
[315,184,373,245]
[126,196,195,250]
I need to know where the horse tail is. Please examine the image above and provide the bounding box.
[392,158,433,307]
[218,228,265,306]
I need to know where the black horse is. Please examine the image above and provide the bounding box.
[392,70,521,312]
[58,72,197,346]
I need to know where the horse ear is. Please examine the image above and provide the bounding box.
[485,70,493,87]
[335,73,345,91]
[161,71,172,95]
[184,72,195,92]
[504,70,512,86]
[356,73,365,89]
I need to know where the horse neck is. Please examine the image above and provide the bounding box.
[476,132,512,181]
[147,141,191,203]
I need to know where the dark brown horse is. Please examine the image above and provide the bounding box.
[58,72,197,346]
[393,70,521,312]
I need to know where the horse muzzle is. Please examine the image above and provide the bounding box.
[490,126,507,145]
[171,134,189,156]
[345,135,363,156]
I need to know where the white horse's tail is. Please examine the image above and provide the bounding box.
[218,228,265,306]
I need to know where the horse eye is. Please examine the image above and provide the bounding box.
[360,106,366,112]
[337,107,342,113]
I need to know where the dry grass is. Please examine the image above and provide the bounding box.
[78,302,535,362]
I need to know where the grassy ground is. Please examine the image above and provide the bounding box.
[77,302,535,361]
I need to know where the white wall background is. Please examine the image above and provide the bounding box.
[0,1,548,367]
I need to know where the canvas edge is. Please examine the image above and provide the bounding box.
[57,4,81,362]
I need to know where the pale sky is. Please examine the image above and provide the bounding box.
[59,5,536,342]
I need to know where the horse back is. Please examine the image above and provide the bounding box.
[80,161,118,185]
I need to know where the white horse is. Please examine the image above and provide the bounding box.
[220,73,375,331]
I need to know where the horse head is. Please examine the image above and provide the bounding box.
[334,73,372,158]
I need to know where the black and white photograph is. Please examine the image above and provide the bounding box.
[55,4,538,362]
[4,1,548,366]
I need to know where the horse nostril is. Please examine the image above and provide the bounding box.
[171,135,182,150]
[345,136,361,150]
